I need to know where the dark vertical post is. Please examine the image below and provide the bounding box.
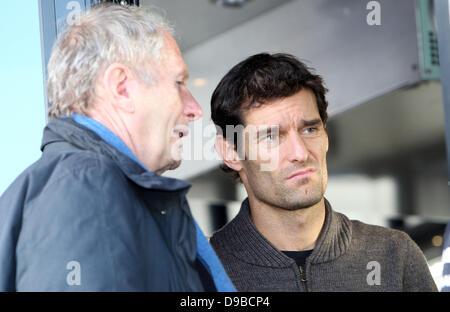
[38,0,139,118]
[38,0,57,118]
[38,0,88,115]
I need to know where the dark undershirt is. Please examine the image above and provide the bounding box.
[197,250,313,291]
[282,249,314,267]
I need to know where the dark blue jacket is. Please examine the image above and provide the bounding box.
[0,117,234,291]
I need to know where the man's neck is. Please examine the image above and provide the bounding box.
[247,196,326,252]
[87,105,135,152]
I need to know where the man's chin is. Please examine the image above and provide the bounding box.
[155,159,182,175]
[279,186,324,210]
[168,159,182,170]
[165,159,182,172]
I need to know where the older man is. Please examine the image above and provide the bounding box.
[209,53,437,292]
[0,4,234,292]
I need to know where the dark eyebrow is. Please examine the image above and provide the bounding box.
[303,118,322,127]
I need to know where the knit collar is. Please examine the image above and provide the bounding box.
[216,197,352,267]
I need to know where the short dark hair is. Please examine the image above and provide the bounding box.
[210,53,329,180]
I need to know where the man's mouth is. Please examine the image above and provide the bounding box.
[287,168,315,180]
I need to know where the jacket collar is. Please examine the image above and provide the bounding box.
[218,197,352,267]
[41,117,191,193]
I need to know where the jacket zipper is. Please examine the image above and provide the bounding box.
[299,266,308,292]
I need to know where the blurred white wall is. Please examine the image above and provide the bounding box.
[325,175,398,227]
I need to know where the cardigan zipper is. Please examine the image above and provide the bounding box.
[299,266,308,292]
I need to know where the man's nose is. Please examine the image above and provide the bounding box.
[286,132,309,164]
[184,91,203,122]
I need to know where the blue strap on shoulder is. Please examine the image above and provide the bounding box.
[195,222,236,292]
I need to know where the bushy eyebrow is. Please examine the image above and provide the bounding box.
[254,118,322,138]
[303,118,322,127]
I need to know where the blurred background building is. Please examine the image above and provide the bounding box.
[0,0,449,289]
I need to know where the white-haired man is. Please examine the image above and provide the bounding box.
[0,4,235,292]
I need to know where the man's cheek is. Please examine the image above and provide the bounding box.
[260,155,279,172]
[259,147,280,172]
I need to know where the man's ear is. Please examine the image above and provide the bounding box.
[215,135,243,172]
[102,63,136,113]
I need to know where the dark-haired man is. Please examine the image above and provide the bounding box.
[209,53,437,292]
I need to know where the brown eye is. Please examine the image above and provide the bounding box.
[302,127,320,137]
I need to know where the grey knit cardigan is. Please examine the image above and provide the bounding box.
[210,198,438,292]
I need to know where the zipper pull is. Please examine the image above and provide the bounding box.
[299,266,308,292]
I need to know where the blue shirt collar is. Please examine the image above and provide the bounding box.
[72,114,236,292]
[71,114,191,191]
[72,113,149,171]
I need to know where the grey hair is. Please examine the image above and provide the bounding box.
[47,3,174,119]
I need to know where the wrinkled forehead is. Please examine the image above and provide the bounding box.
[243,89,320,128]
